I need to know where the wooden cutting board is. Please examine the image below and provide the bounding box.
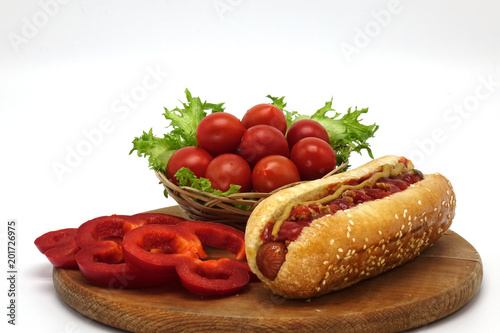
[53,206,482,333]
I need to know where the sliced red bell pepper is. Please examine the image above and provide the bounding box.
[34,228,79,269]
[126,213,187,225]
[176,221,260,281]
[122,224,205,275]
[122,221,256,295]
[75,215,142,248]
[75,213,187,248]
[75,241,176,289]
[35,213,255,294]
[73,213,186,288]
[177,221,246,261]
[175,257,250,296]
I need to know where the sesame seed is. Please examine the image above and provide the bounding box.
[352,237,356,243]
[378,230,382,235]
[418,200,422,205]
[347,226,352,232]
[323,261,329,265]
[330,239,335,245]
[395,214,399,219]
[338,248,344,252]
[347,232,350,238]
[401,224,405,230]
[349,220,354,225]
[347,213,352,218]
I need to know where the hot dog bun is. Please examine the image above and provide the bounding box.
[245,155,456,299]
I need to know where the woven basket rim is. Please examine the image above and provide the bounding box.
[156,159,348,200]
[155,160,349,227]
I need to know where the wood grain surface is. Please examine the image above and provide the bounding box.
[53,206,482,333]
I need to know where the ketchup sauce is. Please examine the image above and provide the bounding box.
[261,171,422,243]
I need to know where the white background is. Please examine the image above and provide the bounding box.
[1,0,499,332]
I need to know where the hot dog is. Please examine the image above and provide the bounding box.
[245,155,456,299]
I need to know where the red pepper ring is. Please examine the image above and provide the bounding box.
[75,215,139,248]
[34,228,79,269]
[75,241,176,289]
[122,224,206,275]
[75,213,187,248]
[125,213,188,225]
[35,228,77,253]
[175,257,250,296]
[176,221,247,261]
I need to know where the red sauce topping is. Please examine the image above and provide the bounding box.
[261,171,422,244]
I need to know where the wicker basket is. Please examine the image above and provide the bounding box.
[155,161,348,230]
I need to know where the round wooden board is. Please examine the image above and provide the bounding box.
[53,206,482,333]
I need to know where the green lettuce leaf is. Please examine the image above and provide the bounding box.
[270,96,379,167]
[129,89,224,170]
[129,129,180,170]
[175,167,241,197]
[163,89,225,147]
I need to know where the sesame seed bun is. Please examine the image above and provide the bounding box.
[245,155,456,299]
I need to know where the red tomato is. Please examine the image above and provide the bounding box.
[196,113,246,156]
[241,104,287,135]
[286,119,329,148]
[166,146,213,184]
[252,155,301,193]
[205,154,252,192]
[239,125,290,166]
[290,137,337,180]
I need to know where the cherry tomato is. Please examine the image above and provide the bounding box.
[205,154,252,192]
[290,137,337,180]
[239,125,290,166]
[196,113,246,156]
[286,119,329,148]
[252,155,301,193]
[241,104,287,135]
[166,146,213,184]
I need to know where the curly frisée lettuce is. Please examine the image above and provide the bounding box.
[130,89,224,170]
[175,167,241,197]
[267,95,379,167]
